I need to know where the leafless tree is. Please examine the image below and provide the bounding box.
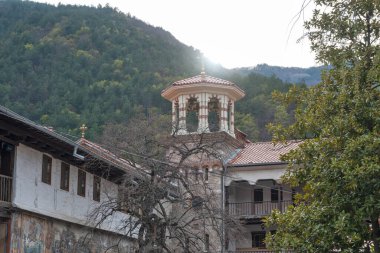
[86,112,242,253]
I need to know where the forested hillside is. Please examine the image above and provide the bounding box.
[0,1,305,141]
[238,64,325,86]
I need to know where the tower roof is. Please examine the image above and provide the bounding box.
[171,74,235,86]
[161,73,245,101]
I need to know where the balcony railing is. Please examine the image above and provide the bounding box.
[0,174,12,203]
[227,200,292,217]
[228,251,293,253]
[229,251,274,253]
[229,251,273,253]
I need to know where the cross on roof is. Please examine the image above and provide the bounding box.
[80,124,88,139]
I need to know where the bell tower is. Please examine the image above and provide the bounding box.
[161,71,245,137]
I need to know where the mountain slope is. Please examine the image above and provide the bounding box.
[0,1,306,141]
[0,1,205,134]
[238,64,325,86]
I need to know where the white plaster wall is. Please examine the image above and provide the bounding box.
[13,144,129,234]
[226,165,287,186]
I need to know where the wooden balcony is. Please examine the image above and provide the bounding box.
[0,174,12,204]
[227,200,292,217]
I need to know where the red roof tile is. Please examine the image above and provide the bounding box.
[172,74,236,86]
[78,138,133,171]
[161,73,245,100]
[229,141,301,165]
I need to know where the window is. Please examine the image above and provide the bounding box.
[252,232,266,248]
[77,169,86,197]
[0,218,9,253]
[204,167,209,182]
[186,97,199,132]
[193,167,199,183]
[205,234,210,252]
[208,97,220,132]
[0,141,14,177]
[185,238,190,253]
[93,175,101,202]
[254,188,263,202]
[292,188,296,203]
[191,196,203,208]
[271,188,279,202]
[60,162,70,191]
[42,155,52,184]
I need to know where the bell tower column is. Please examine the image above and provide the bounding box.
[220,95,229,132]
[230,101,235,135]
[172,100,176,132]
[178,95,187,134]
[161,71,244,137]
[198,93,209,133]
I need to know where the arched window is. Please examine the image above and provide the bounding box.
[208,97,220,132]
[186,97,199,133]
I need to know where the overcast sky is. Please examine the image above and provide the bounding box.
[33,0,317,69]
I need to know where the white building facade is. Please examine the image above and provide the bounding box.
[0,106,135,253]
[162,72,299,253]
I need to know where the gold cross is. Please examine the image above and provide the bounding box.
[80,124,88,138]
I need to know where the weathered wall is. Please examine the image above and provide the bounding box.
[225,164,288,186]
[10,212,136,253]
[13,144,130,233]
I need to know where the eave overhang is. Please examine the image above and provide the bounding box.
[161,82,245,101]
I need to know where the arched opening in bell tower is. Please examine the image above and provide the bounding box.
[186,97,199,133]
[208,97,220,132]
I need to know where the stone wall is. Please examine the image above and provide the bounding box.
[10,212,136,253]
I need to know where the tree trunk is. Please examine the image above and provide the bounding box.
[372,217,380,253]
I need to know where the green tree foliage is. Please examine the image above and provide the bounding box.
[231,72,301,140]
[234,112,259,141]
[0,1,302,141]
[0,1,201,137]
[266,0,380,252]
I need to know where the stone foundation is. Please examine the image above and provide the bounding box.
[10,211,136,253]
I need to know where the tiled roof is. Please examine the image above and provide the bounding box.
[161,73,245,100]
[78,138,133,171]
[171,74,236,86]
[228,141,301,165]
[0,104,135,173]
